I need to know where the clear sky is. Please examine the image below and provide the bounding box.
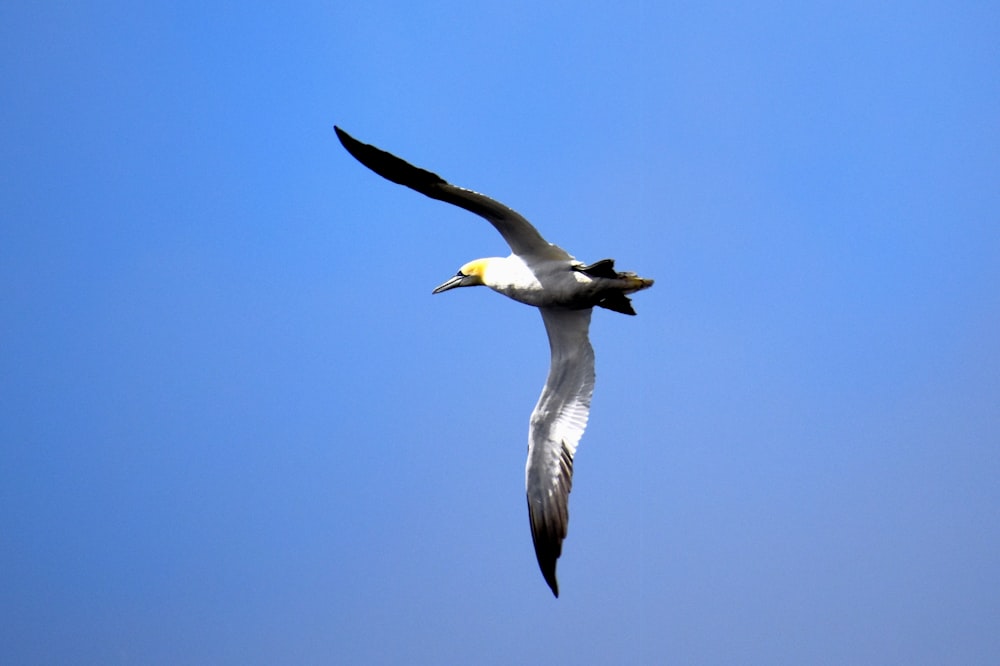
[2,2,999,664]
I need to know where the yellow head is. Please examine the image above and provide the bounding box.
[432,258,489,294]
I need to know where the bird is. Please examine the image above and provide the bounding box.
[334,126,653,597]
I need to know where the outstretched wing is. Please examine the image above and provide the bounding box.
[526,307,595,597]
[334,126,570,259]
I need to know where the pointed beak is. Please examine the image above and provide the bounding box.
[432,274,476,294]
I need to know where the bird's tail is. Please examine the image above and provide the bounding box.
[620,273,655,293]
[574,260,653,315]
[596,272,653,316]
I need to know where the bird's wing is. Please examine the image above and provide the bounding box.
[335,126,571,260]
[526,307,595,597]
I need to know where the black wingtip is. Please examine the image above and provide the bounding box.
[536,552,560,598]
[528,498,566,599]
[534,539,562,598]
[333,125,446,192]
[333,125,353,145]
[333,125,363,157]
[548,576,560,598]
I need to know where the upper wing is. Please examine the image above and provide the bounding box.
[334,126,570,259]
[525,307,595,597]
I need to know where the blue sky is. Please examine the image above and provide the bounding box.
[2,1,999,663]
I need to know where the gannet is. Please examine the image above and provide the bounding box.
[335,126,653,597]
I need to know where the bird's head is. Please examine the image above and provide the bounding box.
[432,258,489,294]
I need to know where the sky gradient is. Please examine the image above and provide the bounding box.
[2,2,999,664]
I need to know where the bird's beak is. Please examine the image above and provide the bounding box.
[432,274,476,294]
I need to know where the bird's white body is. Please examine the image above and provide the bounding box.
[479,255,549,302]
[335,127,653,597]
[456,253,653,311]
[479,255,590,306]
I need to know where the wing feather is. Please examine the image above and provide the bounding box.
[526,307,595,597]
[335,126,569,259]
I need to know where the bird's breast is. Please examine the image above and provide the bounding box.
[484,257,600,308]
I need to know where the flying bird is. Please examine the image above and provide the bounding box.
[334,126,653,597]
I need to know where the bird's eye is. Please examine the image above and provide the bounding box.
[456,270,465,277]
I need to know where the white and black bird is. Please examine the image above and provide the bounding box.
[335,126,653,597]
